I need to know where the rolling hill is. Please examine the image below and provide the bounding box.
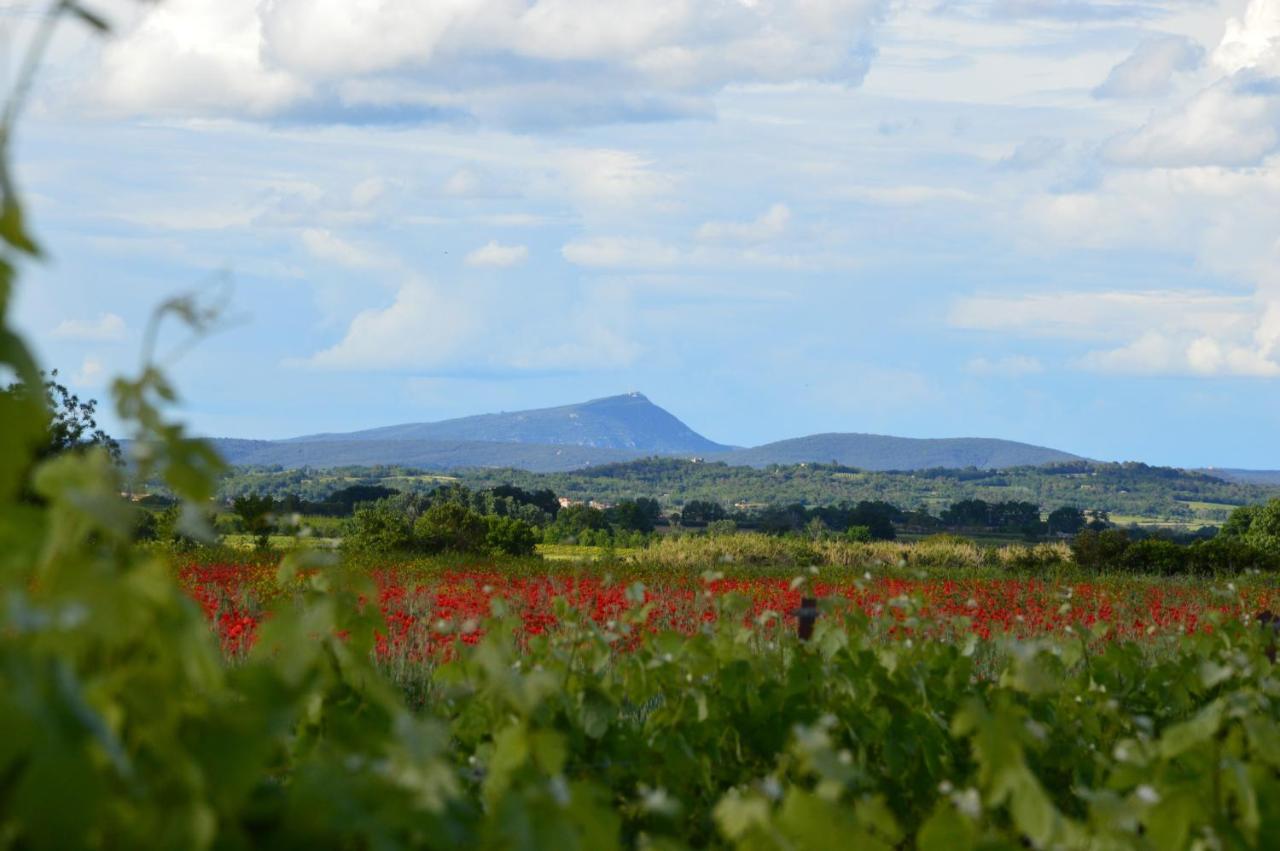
[717,433,1080,470]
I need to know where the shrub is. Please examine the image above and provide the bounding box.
[844,525,872,543]
[1070,528,1130,569]
[414,502,489,553]
[485,515,538,557]
[344,500,413,555]
[1119,538,1186,575]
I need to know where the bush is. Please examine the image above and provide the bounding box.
[1120,538,1186,575]
[485,515,538,557]
[344,501,414,555]
[1186,536,1280,574]
[844,525,872,543]
[414,502,489,553]
[1070,528,1131,569]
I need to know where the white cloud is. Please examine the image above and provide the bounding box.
[1103,2,1280,167]
[306,280,482,370]
[92,0,885,125]
[304,278,640,371]
[465,240,529,268]
[1093,35,1203,99]
[1104,77,1280,167]
[555,148,675,207]
[561,236,681,268]
[300,228,383,269]
[696,203,790,242]
[52,312,126,343]
[1077,330,1280,377]
[953,290,1280,378]
[966,355,1044,377]
[1214,0,1280,75]
[72,357,107,388]
[949,290,1256,341]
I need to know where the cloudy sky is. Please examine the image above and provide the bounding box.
[8,0,1280,467]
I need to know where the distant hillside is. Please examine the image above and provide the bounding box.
[209,438,646,474]
[289,392,732,454]
[717,433,1079,470]
[216,458,1280,525]
[1199,469,1280,486]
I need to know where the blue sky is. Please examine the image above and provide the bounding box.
[8,0,1280,467]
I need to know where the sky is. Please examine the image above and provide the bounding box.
[6,0,1280,468]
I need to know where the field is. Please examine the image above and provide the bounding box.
[156,550,1280,847]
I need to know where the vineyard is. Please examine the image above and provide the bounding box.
[151,554,1280,848]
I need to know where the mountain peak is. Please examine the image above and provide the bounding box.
[289,392,731,454]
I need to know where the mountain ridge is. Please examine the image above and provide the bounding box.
[204,391,1085,474]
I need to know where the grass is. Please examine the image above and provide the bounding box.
[536,543,642,561]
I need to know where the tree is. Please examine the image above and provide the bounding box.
[1070,528,1130,569]
[1085,508,1111,531]
[680,499,726,526]
[2,369,120,464]
[414,502,488,553]
[345,501,414,556]
[232,494,276,551]
[548,504,609,542]
[1047,506,1085,536]
[485,515,538,557]
[609,498,660,533]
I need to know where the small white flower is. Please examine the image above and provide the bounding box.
[1135,785,1160,805]
[953,788,981,819]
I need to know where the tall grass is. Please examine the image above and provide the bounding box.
[634,532,1072,572]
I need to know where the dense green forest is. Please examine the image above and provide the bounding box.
[212,458,1280,525]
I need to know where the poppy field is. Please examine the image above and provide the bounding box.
[159,555,1280,848]
[179,559,1278,660]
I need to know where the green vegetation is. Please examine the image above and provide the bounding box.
[215,457,1280,528]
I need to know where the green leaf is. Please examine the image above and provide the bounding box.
[1159,699,1224,760]
[917,802,976,851]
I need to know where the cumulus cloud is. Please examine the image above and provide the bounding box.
[305,278,638,371]
[306,280,483,370]
[1093,35,1203,99]
[465,240,529,268]
[52,312,126,343]
[1103,1,1280,167]
[696,204,790,242]
[93,0,885,126]
[952,290,1280,377]
[1104,76,1280,167]
[1214,0,1280,75]
[966,355,1044,377]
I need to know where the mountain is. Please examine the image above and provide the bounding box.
[717,433,1080,471]
[210,438,646,474]
[203,393,1086,474]
[1199,469,1280,486]
[289,392,733,454]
